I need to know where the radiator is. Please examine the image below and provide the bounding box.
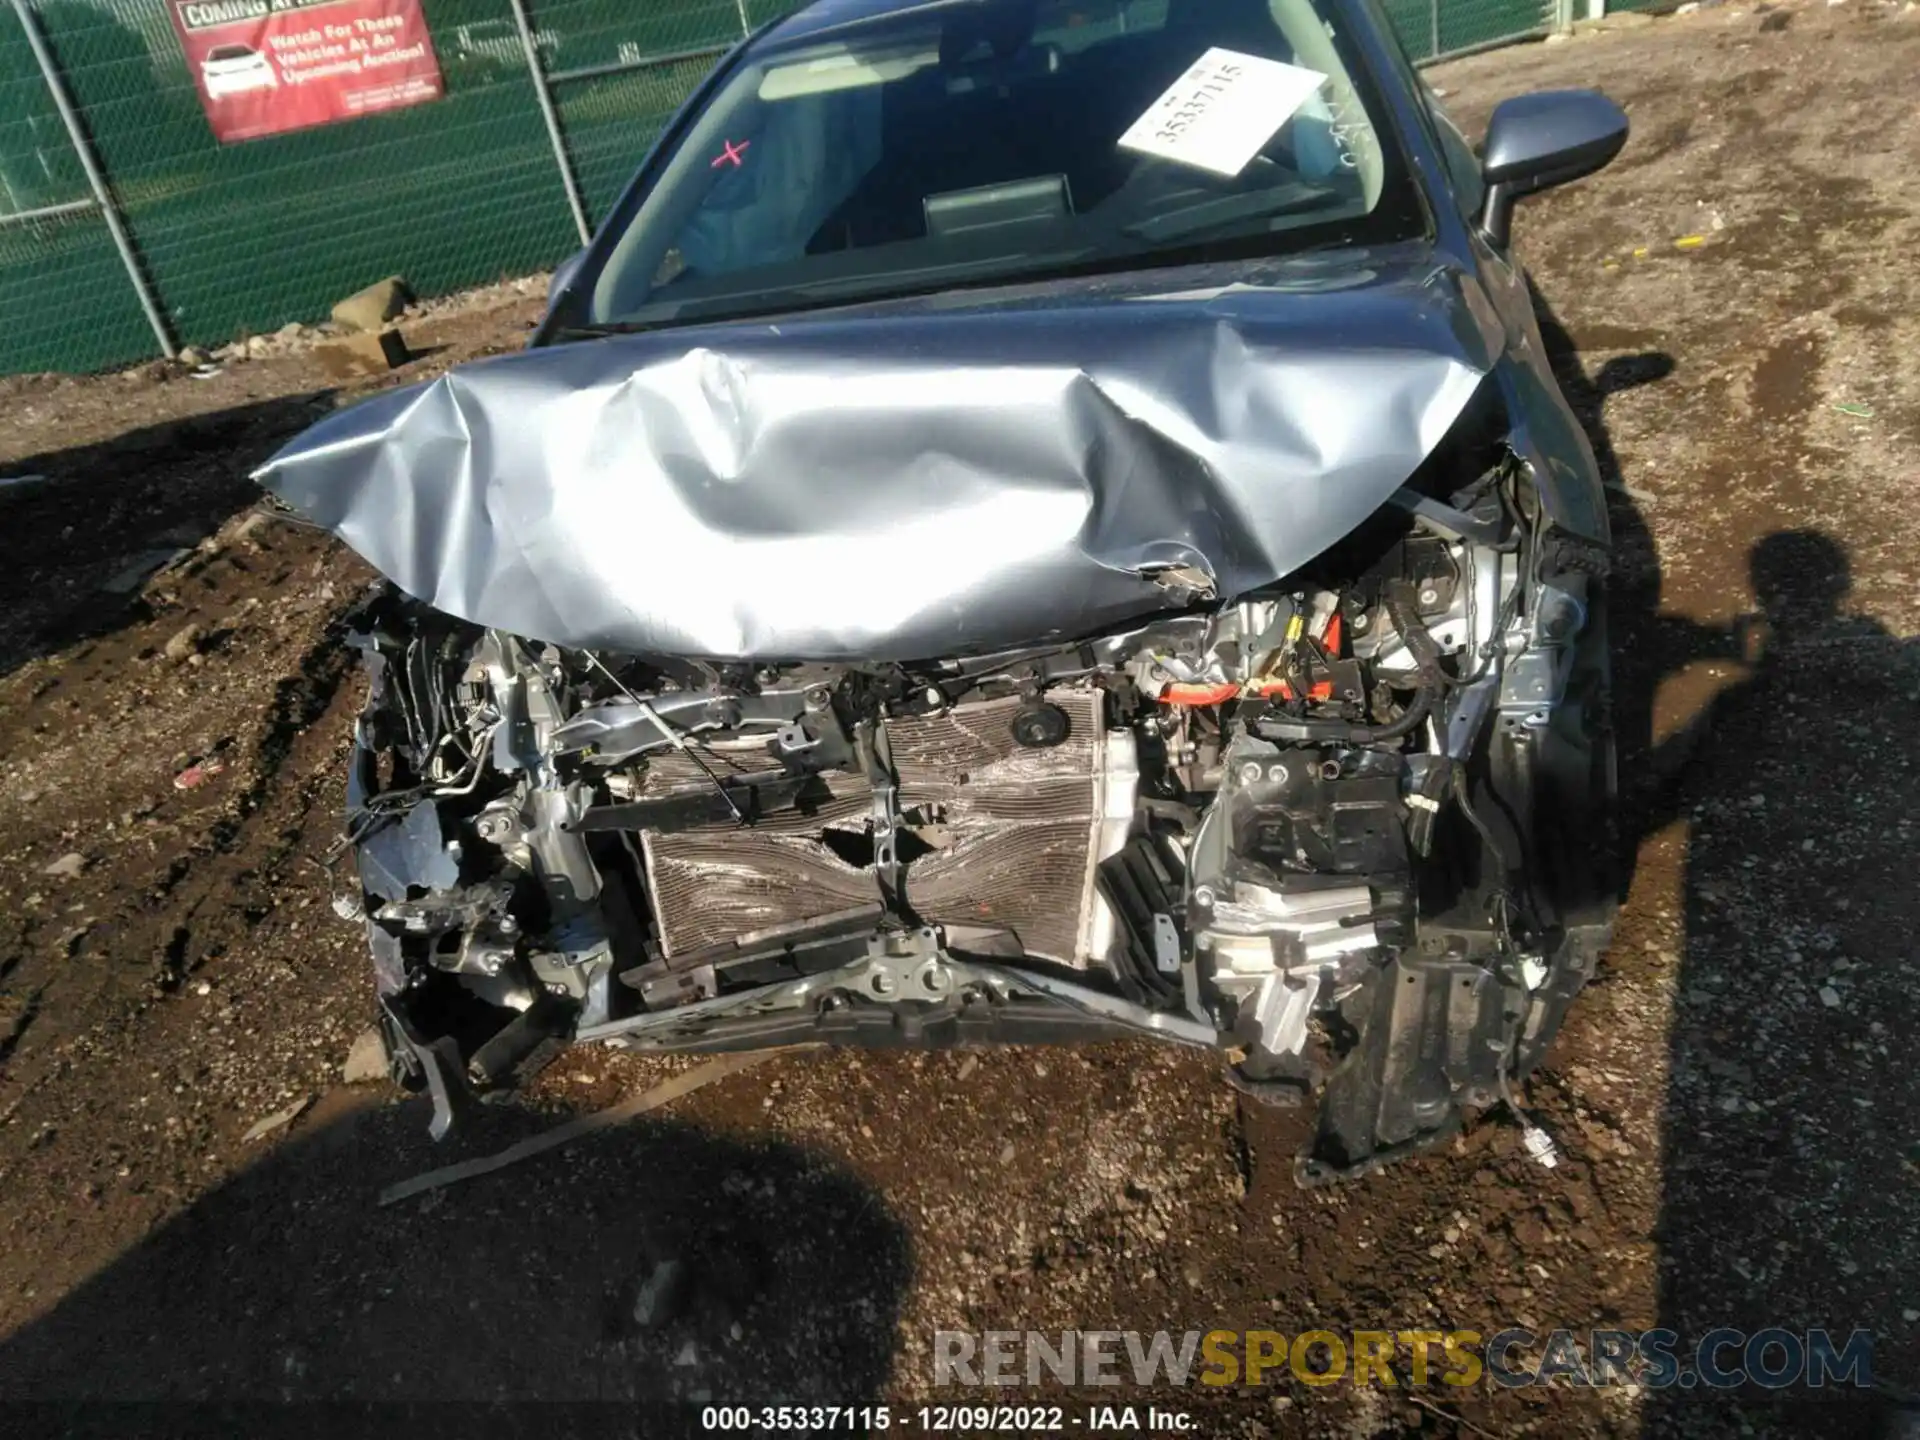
[638,689,1120,966]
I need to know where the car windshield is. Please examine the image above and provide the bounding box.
[206,45,256,61]
[579,0,1422,329]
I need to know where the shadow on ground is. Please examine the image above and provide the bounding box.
[1530,288,1916,1433]
[1635,529,1920,1437]
[0,392,332,677]
[0,1091,913,1434]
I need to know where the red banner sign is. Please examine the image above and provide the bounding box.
[169,0,444,144]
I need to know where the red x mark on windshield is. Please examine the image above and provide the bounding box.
[712,138,751,169]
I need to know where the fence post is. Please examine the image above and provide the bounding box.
[9,0,176,358]
[1427,0,1440,59]
[507,0,592,246]
[733,0,752,37]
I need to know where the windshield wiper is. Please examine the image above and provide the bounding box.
[1120,180,1345,246]
[552,290,820,339]
[552,321,654,339]
[559,251,1100,336]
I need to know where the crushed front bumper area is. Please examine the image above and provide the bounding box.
[373,921,1214,1139]
[574,926,1217,1053]
[339,446,1615,1182]
[371,897,1596,1185]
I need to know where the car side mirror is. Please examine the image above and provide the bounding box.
[1478,89,1628,248]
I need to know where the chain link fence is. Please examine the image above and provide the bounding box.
[2,0,1566,377]
[1383,0,1557,59]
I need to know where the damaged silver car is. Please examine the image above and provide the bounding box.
[258,0,1628,1179]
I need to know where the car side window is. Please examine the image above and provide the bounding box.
[1420,78,1484,216]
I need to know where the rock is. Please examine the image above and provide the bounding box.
[232,509,276,547]
[102,548,188,596]
[242,1095,312,1143]
[177,345,209,366]
[1818,986,1841,1008]
[1759,8,1793,26]
[997,1141,1016,1165]
[275,321,305,341]
[330,276,411,333]
[343,1026,390,1084]
[1509,1214,1549,1249]
[244,334,272,359]
[631,1258,690,1328]
[314,327,411,379]
[172,758,226,790]
[162,623,205,663]
[42,852,86,878]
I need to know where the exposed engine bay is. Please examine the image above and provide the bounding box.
[336,450,1614,1181]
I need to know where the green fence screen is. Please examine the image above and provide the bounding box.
[0,0,1556,377]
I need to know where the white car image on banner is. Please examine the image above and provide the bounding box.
[200,44,278,101]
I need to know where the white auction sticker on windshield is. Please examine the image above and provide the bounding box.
[1117,48,1327,178]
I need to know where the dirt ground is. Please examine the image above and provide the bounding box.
[2,3,1918,1435]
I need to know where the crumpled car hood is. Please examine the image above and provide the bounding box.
[256,244,1507,661]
